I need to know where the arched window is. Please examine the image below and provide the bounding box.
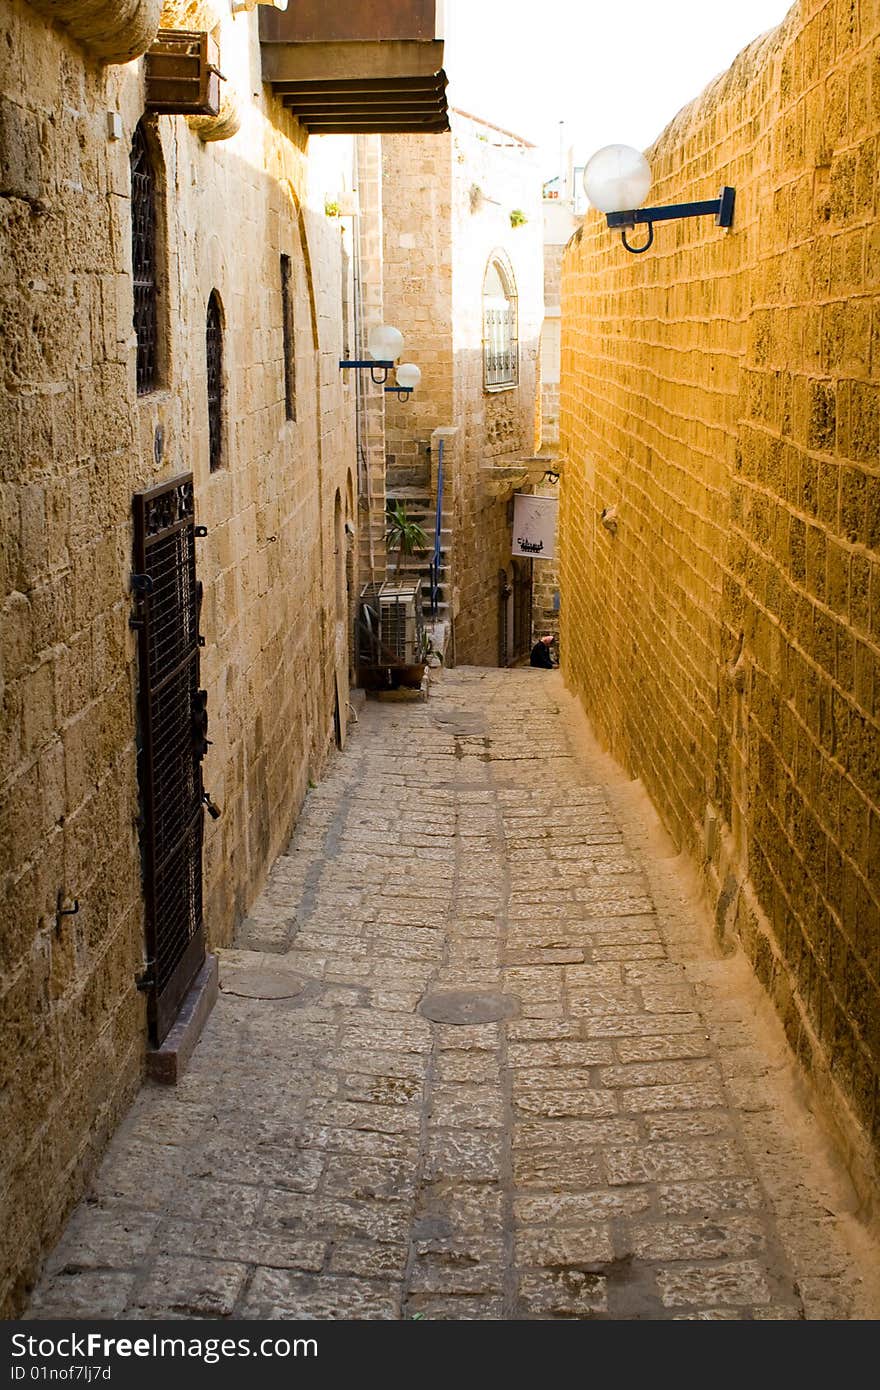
[206,291,224,471]
[130,122,159,394]
[483,255,518,390]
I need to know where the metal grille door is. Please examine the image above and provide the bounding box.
[133,474,206,1046]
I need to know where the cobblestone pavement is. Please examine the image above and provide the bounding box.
[28,669,880,1320]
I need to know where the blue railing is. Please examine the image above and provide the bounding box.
[429,437,444,616]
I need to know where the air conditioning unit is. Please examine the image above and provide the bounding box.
[358,580,426,670]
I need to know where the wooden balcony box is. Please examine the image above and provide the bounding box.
[145,30,222,117]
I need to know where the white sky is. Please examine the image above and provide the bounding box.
[444,0,794,175]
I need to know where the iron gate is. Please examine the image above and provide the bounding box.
[132,474,206,1046]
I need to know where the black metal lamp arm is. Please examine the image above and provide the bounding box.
[339,359,395,384]
[606,187,735,254]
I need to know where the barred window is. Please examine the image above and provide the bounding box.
[483,255,518,390]
[280,254,296,421]
[130,122,159,395]
[206,291,223,471]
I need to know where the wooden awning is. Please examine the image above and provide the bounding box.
[259,1,449,134]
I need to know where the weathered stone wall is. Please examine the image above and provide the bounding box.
[451,112,544,666]
[0,0,356,1313]
[559,0,880,1198]
[381,133,454,493]
[380,116,544,664]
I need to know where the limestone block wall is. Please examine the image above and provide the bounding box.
[450,112,544,666]
[0,0,356,1313]
[559,0,880,1197]
[381,133,454,492]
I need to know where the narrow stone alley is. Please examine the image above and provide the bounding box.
[28,669,880,1321]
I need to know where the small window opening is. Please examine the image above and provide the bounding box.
[131,122,159,395]
[206,290,223,471]
[280,253,296,421]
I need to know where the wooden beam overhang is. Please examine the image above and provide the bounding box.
[259,3,449,134]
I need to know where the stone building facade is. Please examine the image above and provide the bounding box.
[380,110,545,666]
[0,0,363,1314]
[558,0,880,1202]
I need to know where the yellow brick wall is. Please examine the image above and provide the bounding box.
[559,0,880,1195]
[0,1,357,1313]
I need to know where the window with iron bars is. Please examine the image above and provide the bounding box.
[130,122,159,395]
[280,253,296,421]
[483,256,518,390]
[206,290,223,471]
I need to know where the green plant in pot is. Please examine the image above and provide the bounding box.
[385,502,428,576]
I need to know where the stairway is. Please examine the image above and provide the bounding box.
[385,486,453,625]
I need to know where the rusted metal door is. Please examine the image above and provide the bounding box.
[132,474,206,1046]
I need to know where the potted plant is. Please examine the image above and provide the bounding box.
[385,501,428,575]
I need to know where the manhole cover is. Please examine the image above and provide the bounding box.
[418,989,519,1025]
[220,969,308,1000]
[432,709,488,737]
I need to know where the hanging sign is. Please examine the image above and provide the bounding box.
[512,493,557,560]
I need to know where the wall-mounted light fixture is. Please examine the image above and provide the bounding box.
[583,144,734,255]
[385,362,421,402]
[341,324,417,388]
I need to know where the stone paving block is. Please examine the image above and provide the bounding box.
[429,1085,505,1129]
[582,1012,703,1038]
[413,1183,505,1238]
[339,1073,423,1105]
[434,1023,502,1051]
[154,1219,327,1272]
[656,1260,774,1309]
[513,1090,621,1120]
[409,1256,505,1295]
[432,1051,501,1085]
[507,1041,616,1068]
[188,1143,325,1193]
[323,1156,418,1201]
[613,1034,713,1063]
[259,1192,412,1245]
[28,1272,138,1320]
[424,1129,504,1183]
[243,1269,402,1319]
[44,1206,161,1275]
[657,1179,766,1215]
[567,987,645,1015]
[132,1257,250,1317]
[641,1111,735,1141]
[598,1059,719,1087]
[515,1226,614,1268]
[641,985,701,1014]
[518,1267,608,1317]
[592,943,667,960]
[605,1140,749,1185]
[303,1100,421,1135]
[515,1190,653,1225]
[297,1126,419,1161]
[513,1148,606,1189]
[617,1081,726,1113]
[506,947,588,966]
[405,1294,505,1319]
[505,1020,582,1042]
[328,1242,408,1279]
[628,1217,767,1262]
